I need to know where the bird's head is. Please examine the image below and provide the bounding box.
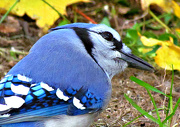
[51,23,154,79]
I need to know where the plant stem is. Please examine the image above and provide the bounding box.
[0,0,20,24]
[139,13,168,27]
[148,8,172,33]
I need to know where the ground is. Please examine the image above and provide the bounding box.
[0,1,180,127]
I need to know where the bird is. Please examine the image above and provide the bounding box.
[0,23,154,127]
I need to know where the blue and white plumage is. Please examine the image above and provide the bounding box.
[0,23,153,127]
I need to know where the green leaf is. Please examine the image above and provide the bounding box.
[164,13,173,25]
[125,8,139,15]
[132,23,141,31]
[142,31,157,38]
[58,19,69,26]
[145,45,160,56]
[122,37,134,45]
[117,0,130,6]
[100,17,111,27]
[126,29,139,41]
[158,33,178,45]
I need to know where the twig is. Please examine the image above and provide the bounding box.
[0,47,28,56]
[0,47,28,62]
[74,8,97,24]
[120,11,148,32]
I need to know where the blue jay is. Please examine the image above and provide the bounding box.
[0,23,154,127]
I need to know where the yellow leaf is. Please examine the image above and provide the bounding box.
[0,0,90,31]
[141,0,173,12]
[140,35,180,70]
[141,0,180,18]
[140,36,163,46]
[155,44,180,71]
[172,1,180,18]
[138,47,154,55]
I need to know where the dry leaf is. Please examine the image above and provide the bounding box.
[0,0,89,31]
[140,35,180,71]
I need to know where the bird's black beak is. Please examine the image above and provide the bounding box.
[120,52,154,72]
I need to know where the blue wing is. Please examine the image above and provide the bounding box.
[0,28,111,125]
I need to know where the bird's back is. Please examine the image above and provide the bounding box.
[8,28,111,97]
[0,28,111,127]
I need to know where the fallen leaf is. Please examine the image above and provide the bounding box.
[138,47,153,54]
[172,1,180,18]
[141,0,180,18]
[0,0,89,31]
[140,36,162,46]
[140,35,180,71]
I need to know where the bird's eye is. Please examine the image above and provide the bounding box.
[100,32,114,41]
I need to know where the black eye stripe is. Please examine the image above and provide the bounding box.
[113,39,123,51]
[99,31,123,50]
[85,29,123,50]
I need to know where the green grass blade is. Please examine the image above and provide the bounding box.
[163,97,180,124]
[146,88,163,126]
[165,66,174,124]
[123,114,143,127]
[124,94,160,124]
[163,113,174,125]
[123,108,164,127]
[130,76,169,97]
[173,98,180,114]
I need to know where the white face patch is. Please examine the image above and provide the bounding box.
[56,88,69,101]
[73,97,86,110]
[121,43,131,54]
[90,24,121,41]
[4,96,25,108]
[17,74,32,82]
[113,51,121,58]
[40,82,54,91]
[11,83,30,95]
